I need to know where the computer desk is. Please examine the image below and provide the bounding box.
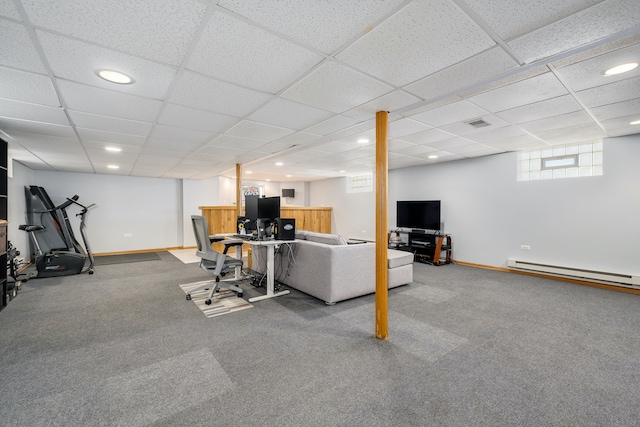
[215,235,295,303]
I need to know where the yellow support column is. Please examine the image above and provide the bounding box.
[375,111,389,340]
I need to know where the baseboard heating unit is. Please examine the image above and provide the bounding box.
[507,259,640,288]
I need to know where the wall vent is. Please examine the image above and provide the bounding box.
[507,259,640,288]
[466,118,491,128]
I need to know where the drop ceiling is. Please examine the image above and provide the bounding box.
[1,0,639,182]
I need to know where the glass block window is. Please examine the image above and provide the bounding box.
[347,173,374,193]
[518,141,603,181]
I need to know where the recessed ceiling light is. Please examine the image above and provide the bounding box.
[603,62,638,76]
[105,146,122,152]
[95,69,135,84]
[428,155,438,159]
[357,138,369,144]
[107,165,119,169]
[286,175,292,178]
[339,170,346,173]
[275,162,283,166]
[245,171,252,174]
[265,179,271,182]
[630,119,640,125]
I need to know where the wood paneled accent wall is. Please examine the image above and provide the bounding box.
[198,205,332,235]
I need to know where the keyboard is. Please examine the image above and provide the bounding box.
[232,234,258,241]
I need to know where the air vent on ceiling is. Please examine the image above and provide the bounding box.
[466,118,491,128]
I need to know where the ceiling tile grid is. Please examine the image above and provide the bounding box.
[0,0,639,180]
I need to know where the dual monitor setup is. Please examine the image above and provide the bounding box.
[237,195,295,240]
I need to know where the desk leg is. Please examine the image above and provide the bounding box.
[234,245,242,280]
[248,244,290,302]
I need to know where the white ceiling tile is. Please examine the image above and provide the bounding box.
[303,115,361,136]
[76,128,147,146]
[68,111,152,136]
[188,10,323,93]
[281,61,394,113]
[208,134,266,151]
[225,120,295,140]
[343,90,422,121]
[0,98,68,125]
[218,0,405,54]
[469,72,568,112]
[38,31,176,99]
[336,0,495,86]
[496,94,582,124]
[169,71,272,117]
[427,137,473,150]
[508,0,640,64]
[57,79,162,122]
[158,104,237,134]
[576,76,640,108]
[0,1,21,19]
[519,111,594,134]
[397,128,453,145]
[410,100,490,127]
[392,143,436,157]
[0,20,46,73]
[463,0,603,41]
[144,137,206,152]
[553,42,640,92]
[600,114,640,135]
[388,118,432,138]
[148,124,214,145]
[591,98,640,121]
[404,46,519,101]
[248,98,332,130]
[272,132,321,148]
[0,117,75,138]
[529,122,606,144]
[0,68,59,106]
[21,0,207,66]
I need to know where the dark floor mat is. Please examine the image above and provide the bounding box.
[93,252,162,266]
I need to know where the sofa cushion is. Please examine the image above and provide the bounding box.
[294,229,309,240]
[304,231,347,246]
[388,249,414,269]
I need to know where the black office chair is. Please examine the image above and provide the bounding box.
[187,215,244,304]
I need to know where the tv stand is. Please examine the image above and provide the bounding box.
[406,232,452,266]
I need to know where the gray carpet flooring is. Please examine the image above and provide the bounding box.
[1,252,638,426]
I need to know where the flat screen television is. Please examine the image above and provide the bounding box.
[282,188,295,197]
[396,200,441,231]
[257,196,281,221]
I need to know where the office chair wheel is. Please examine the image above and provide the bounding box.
[186,294,191,301]
[237,293,243,298]
[205,299,212,305]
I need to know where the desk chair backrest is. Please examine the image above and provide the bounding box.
[191,215,226,268]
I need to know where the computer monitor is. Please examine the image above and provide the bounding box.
[244,195,259,231]
[256,196,281,239]
[257,196,280,221]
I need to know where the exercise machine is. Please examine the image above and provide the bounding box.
[20,186,95,278]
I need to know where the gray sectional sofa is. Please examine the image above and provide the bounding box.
[250,230,413,304]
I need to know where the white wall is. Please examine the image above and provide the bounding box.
[7,161,35,256]
[311,176,375,237]
[31,171,182,254]
[310,134,640,277]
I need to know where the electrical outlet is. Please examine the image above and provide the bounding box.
[124,233,132,238]
[520,244,531,250]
